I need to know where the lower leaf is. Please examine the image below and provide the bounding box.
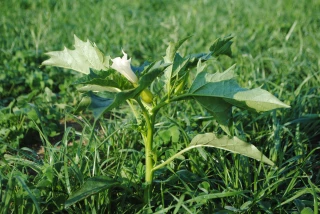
[65,176,119,208]
[190,133,274,166]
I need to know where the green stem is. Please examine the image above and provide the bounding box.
[136,99,155,205]
[152,93,192,114]
[135,93,192,205]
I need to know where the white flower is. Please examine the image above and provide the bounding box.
[111,50,138,84]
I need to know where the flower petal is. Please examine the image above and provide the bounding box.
[111,51,138,84]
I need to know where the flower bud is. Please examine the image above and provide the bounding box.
[140,88,154,103]
[174,81,184,94]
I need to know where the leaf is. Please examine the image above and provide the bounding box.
[209,35,233,57]
[171,53,190,78]
[225,88,291,112]
[185,190,246,204]
[185,52,213,69]
[76,61,170,120]
[88,93,114,119]
[75,93,113,119]
[42,35,110,74]
[164,36,192,63]
[187,52,212,63]
[190,133,275,165]
[131,61,150,75]
[15,175,41,214]
[156,125,180,144]
[77,84,120,93]
[301,207,314,214]
[65,176,119,208]
[163,36,191,92]
[75,96,91,114]
[189,66,290,112]
[195,97,232,135]
[76,77,121,93]
[279,188,316,207]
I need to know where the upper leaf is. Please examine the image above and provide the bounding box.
[189,66,290,112]
[209,35,233,57]
[42,35,110,74]
[163,36,192,63]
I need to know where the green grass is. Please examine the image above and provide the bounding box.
[1,0,320,213]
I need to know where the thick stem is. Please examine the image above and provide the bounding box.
[144,114,154,204]
[136,99,155,205]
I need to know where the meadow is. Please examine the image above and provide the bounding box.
[0,0,319,213]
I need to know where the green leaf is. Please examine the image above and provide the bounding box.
[76,77,121,93]
[164,36,192,63]
[301,207,314,214]
[163,36,191,92]
[65,176,119,208]
[190,133,275,165]
[185,190,246,203]
[156,125,180,144]
[15,175,41,214]
[189,66,290,112]
[77,61,170,120]
[77,84,120,93]
[88,93,114,119]
[131,61,150,75]
[187,52,212,63]
[195,97,232,135]
[171,53,190,78]
[209,35,233,57]
[186,52,213,69]
[75,93,113,119]
[42,35,110,74]
[75,96,92,114]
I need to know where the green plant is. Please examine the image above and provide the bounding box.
[41,34,290,208]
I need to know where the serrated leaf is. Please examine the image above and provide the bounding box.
[190,133,274,165]
[189,66,290,112]
[65,176,119,208]
[209,35,233,57]
[42,35,110,74]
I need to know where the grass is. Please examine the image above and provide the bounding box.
[1,0,320,213]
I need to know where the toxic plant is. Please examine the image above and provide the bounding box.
[42,35,290,207]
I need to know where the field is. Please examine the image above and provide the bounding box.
[1,0,320,213]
